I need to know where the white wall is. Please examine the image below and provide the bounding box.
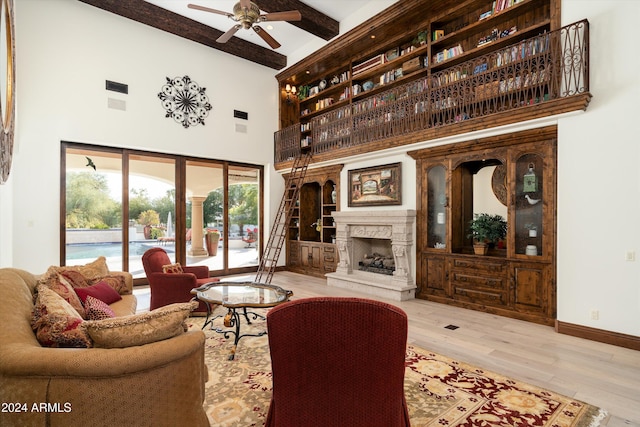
[5,0,280,272]
[556,0,640,335]
[327,0,640,337]
[1,0,637,337]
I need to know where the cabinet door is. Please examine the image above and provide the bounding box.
[426,164,448,250]
[418,254,449,298]
[288,241,300,267]
[300,243,321,269]
[510,141,555,261]
[510,262,554,318]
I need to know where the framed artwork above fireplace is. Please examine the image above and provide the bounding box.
[348,162,401,207]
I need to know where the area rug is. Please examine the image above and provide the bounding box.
[188,313,607,427]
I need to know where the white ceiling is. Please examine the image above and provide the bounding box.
[144,1,397,57]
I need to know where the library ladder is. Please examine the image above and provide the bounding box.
[255,148,312,285]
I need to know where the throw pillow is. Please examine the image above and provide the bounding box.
[88,274,128,295]
[84,295,116,320]
[44,256,110,282]
[83,301,197,348]
[162,263,183,274]
[31,286,92,348]
[59,269,91,289]
[66,256,110,280]
[75,280,122,305]
[37,271,86,319]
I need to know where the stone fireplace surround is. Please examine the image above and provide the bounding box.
[326,210,416,301]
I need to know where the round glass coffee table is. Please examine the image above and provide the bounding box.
[191,281,293,360]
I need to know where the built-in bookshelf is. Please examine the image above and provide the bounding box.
[285,165,343,278]
[277,0,554,152]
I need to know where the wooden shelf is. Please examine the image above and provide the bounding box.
[431,0,545,49]
[430,21,550,71]
[300,97,350,120]
[276,0,558,164]
[351,68,428,102]
[352,44,429,82]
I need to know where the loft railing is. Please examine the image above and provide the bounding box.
[275,20,589,164]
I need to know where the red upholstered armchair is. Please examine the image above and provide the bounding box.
[141,247,218,313]
[265,297,411,427]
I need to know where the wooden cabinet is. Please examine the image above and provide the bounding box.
[410,126,557,325]
[285,165,342,278]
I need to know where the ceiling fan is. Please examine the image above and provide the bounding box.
[188,1,302,49]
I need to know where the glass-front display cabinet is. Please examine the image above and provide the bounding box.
[410,126,557,326]
[426,164,448,250]
[514,153,544,257]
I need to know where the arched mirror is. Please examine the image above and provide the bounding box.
[0,0,15,184]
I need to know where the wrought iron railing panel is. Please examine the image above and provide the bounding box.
[274,123,300,162]
[274,20,589,165]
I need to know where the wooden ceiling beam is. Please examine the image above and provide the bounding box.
[78,0,287,70]
[259,0,339,41]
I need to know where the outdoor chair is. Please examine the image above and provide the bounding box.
[242,227,258,248]
[141,247,218,313]
[265,297,411,427]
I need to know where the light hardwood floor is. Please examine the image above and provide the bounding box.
[135,271,640,426]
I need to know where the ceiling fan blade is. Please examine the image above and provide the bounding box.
[188,3,232,18]
[239,0,251,11]
[262,10,302,22]
[253,26,281,49]
[217,24,242,43]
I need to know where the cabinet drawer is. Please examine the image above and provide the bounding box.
[452,258,506,274]
[451,272,506,290]
[323,251,335,263]
[453,286,507,305]
[323,261,337,272]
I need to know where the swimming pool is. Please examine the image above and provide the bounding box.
[65,242,171,260]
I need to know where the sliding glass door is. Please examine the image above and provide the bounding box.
[185,160,225,273]
[228,165,260,269]
[63,147,124,271]
[62,143,263,281]
[127,154,176,277]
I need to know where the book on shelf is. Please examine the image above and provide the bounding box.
[433,44,464,64]
[432,29,444,41]
[338,86,351,101]
[300,136,312,147]
[379,68,404,85]
[315,98,334,110]
[353,54,385,75]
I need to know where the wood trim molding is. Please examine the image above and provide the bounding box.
[556,321,640,351]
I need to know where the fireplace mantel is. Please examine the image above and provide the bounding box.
[326,210,416,301]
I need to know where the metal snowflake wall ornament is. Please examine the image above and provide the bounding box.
[158,76,212,128]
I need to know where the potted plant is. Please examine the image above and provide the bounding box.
[138,210,160,240]
[467,213,507,255]
[205,228,221,256]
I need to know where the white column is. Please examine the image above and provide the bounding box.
[188,196,208,256]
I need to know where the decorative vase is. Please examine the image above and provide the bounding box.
[331,185,337,204]
[525,245,537,256]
